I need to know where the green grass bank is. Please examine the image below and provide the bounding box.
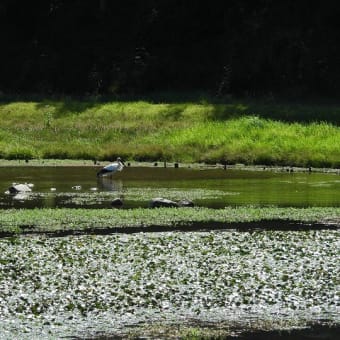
[0,98,339,167]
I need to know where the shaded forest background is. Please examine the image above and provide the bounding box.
[1,0,339,98]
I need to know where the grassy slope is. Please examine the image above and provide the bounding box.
[0,98,339,167]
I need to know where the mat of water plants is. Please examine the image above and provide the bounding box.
[0,228,338,338]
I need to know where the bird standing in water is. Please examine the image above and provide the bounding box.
[97,157,125,177]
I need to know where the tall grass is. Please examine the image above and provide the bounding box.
[0,99,339,167]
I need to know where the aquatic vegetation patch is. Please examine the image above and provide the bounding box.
[57,187,232,206]
[0,207,339,234]
[1,187,234,208]
[122,187,236,201]
[0,230,338,338]
[58,191,118,206]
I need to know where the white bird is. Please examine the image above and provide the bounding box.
[97,157,125,177]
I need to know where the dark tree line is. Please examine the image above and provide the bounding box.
[1,0,339,97]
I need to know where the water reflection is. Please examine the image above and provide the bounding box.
[97,178,123,192]
[11,192,31,201]
[0,166,339,209]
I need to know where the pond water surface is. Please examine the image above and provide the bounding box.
[0,167,339,338]
[0,166,339,208]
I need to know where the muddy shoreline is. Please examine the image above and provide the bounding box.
[0,158,339,175]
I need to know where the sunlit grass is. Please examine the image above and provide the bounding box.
[0,99,339,166]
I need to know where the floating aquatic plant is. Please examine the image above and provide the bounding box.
[0,229,338,338]
[0,207,339,234]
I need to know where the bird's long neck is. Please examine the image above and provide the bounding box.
[118,161,124,170]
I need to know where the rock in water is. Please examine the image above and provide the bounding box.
[150,197,179,208]
[111,198,123,207]
[8,183,32,194]
[178,199,195,207]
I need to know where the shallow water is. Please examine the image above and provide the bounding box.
[0,166,339,338]
[0,166,339,208]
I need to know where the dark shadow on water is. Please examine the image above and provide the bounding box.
[73,323,340,339]
[2,220,337,239]
[227,324,340,340]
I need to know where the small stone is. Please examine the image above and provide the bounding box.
[111,198,123,207]
[178,199,195,207]
[8,183,32,194]
[150,197,179,208]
